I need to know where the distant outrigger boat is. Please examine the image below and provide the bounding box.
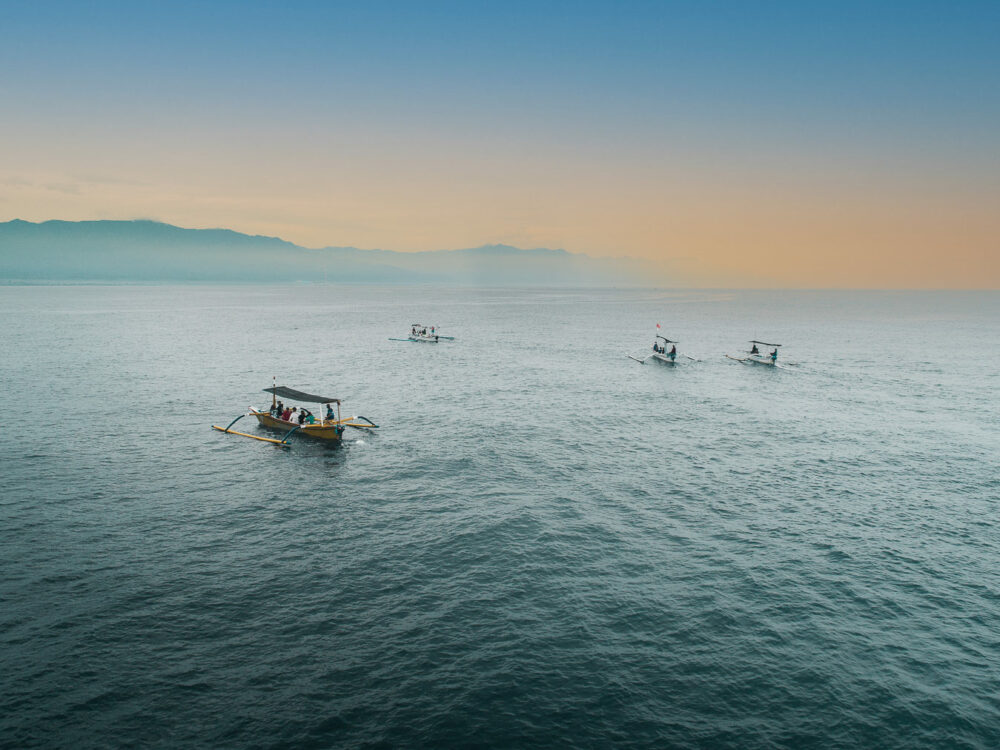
[212,382,378,447]
[388,323,456,343]
[629,330,692,365]
[727,340,782,366]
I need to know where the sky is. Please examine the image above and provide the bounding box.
[1,0,998,287]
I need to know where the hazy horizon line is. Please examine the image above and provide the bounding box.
[3,217,997,291]
[2,279,997,293]
[3,217,591,257]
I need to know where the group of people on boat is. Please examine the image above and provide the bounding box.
[268,401,337,425]
[749,344,779,362]
[653,341,677,358]
[411,325,436,337]
[269,401,315,424]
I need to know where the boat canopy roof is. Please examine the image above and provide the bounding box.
[656,335,678,343]
[750,340,781,346]
[264,386,340,404]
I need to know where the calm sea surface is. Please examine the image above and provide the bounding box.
[1,285,998,749]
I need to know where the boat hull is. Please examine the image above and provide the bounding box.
[252,412,344,441]
[651,353,678,364]
[747,355,777,366]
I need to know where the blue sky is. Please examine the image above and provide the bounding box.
[2,1,998,286]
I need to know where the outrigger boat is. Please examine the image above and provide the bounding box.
[650,334,680,365]
[212,382,378,447]
[388,323,456,343]
[629,331,692,365]
[727,340,782,366]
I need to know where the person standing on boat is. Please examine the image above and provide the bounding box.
[751,343,759,354]
[771,348,778,362]
[669,344,677,359]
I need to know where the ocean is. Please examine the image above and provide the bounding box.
[1,285,998,748]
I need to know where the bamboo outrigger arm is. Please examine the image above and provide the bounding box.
[279,425,303,444]
[212,410,298,447]
[340,416,379,428]
[221,413,248,432]
[211,423,293,447]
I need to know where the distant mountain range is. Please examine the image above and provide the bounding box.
[0,219,648,285]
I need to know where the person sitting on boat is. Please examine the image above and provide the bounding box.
[280,406,291,421]
[271,401,284,418]
[297,409,308,425]
[750,344,759,354]
[304,410,316,425]
[770,348,778,362]
[325,404,336,421]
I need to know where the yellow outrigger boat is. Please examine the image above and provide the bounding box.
[212,383,378,447]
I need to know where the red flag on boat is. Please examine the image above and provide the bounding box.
[656,323,661,329]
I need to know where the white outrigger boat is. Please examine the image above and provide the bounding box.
[389,323,456,343]
[727,340,781,366]
[630,332,690,365]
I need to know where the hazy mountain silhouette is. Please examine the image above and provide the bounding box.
[0,220,646,285]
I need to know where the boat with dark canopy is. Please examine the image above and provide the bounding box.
[212,380,378,446]
[650,335,680,364]
[727,340,782,366]
[629,327,690,365]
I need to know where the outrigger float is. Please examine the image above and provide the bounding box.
[389,323,455,343]
[212,383,378,447]
[727,340,782,366]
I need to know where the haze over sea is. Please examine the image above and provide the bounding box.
[1,285,998,749]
